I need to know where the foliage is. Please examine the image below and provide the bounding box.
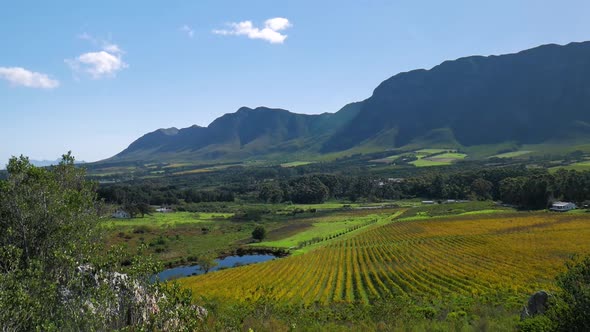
[197,254,219,274]
[518,314,556,332]
[0,154,205,330]
[287,176,330,204]
[252,225,267,241]
[258,182,283,203]
[549,255,590,331]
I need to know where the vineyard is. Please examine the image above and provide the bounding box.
[180,211,590,305]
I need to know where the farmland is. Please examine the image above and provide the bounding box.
[370,148,468,167]
[102,211,257,265]
[280,161,314,168]
[491,150,533,158]
[92,157,590,329]
[180,211,590,308]
[410,150,468,167]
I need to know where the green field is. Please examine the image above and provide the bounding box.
[371,148,467,166]
[254,211,396,253]
[415,148,451,154]
[490,150,533,158]
[280,161,314,167]
[410,151,467,167]
[550,161,590,172]
[102,211,233,228]
[103,211,257,265]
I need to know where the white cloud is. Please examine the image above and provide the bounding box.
[0,67,59,89]
[180,25,194,38]
[213,17,292,44]
[66,42,127,79]
[264,17,291,31]
[103,43,123,54]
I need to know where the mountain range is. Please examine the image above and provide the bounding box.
[107,41,590,164]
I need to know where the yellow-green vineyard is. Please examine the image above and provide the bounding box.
[180,212,590,304]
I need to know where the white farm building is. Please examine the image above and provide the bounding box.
[112,209,131,219]
[550,201,576,212]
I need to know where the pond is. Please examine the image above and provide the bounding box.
[155,254,277,281]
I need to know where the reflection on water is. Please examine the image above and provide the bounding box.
[155,254,277,281]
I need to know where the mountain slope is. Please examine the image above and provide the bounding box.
[322,41,590,152]
[113,105,360,162]
[109,41,590,163]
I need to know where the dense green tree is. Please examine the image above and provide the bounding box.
[546,256,590,331]
[499,177,526,206]
[258,182,284,203]
[289,176,330,204]
[470,178,494,200]
[252,225,267,241]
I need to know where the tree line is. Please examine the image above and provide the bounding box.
[259,167,590,209]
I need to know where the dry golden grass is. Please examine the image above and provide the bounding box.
[179,212,590,304]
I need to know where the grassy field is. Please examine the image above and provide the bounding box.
[549,161,590,172]
[411,151,467,167]
[415,148,451,154]
[490,150,533,158]
[103,212,257,265]
[371,148,467,166]
[280,161,314,168]
[102,211,233,228]
[254,210,400,253]
[180,211,590,309]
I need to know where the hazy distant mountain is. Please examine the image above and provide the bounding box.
[108,41,590,163]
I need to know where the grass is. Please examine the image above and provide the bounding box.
[549,161,590,172]
[410,152,467,167]
[172,168,213,175]
[490,150,533,158]
[102,212,254,265]
[254,211,392,250]
[434,152,467,159]
[280,161,314,168]
[279,201,388,211]
[102,211,233,228]
[411,159,450,167]
[415,148,451,154]
[372,149,467,167]
[399,200,510,219]
[409,149,467,167]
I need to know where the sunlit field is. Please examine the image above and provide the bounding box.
[181,212,590,304]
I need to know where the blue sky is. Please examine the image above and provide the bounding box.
[2,0,590,164]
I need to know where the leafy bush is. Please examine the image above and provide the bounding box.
[550,255,590,331]
[252,226,267,241]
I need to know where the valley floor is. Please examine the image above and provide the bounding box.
[103,201,590,330]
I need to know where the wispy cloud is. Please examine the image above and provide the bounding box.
[213,17,292,44]
[180,25,194,38]
[0,67,59,89]
[66,34,128,79]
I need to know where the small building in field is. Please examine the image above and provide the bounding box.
[550,201,576,212]
[112,209,131,219]
[155,206,173,213]
[422,200,435,205]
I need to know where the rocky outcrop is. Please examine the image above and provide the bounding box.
[62,264,208,329]
[521,290,551,320]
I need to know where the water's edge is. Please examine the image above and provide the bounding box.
[156,254,277,281]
